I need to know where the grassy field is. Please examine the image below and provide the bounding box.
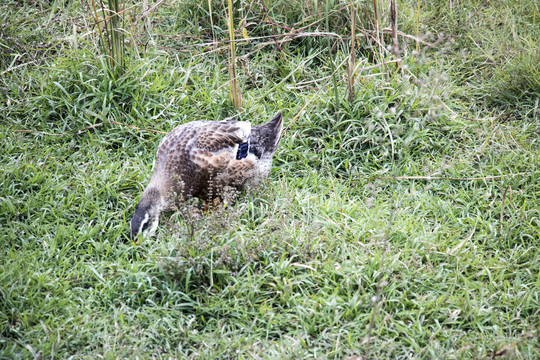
[1,0,539,358]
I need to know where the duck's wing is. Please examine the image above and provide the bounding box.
[214,158,256,186]
[152,120,249,183]
[193,121,257,183]
[196,120,251,153]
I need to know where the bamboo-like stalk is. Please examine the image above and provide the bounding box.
[90,0,125,78]
[99,1,113,69]
[227,0,241,109]
[108,0,125,76]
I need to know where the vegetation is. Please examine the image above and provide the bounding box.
[1,0,538,358]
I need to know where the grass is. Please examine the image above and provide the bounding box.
[1,0,539,358]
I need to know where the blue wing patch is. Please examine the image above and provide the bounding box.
[236,141,249,160]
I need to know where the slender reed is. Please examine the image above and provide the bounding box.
[390,0,399,68]
[208,0,216,44]
[227,0,241,109]
[325,0,340,114]
[372,0,382,55]
[348,0,357,103]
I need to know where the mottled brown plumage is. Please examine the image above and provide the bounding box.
[130,112,283,239]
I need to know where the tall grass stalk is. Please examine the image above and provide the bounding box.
[326,0,340,113]
[227,0,241,109]
[208,0,216,44]
[89,0,108,63]
[390,0,399,68]
[415,0,421,52]
[348,0,357,103]
[371,0,383,56]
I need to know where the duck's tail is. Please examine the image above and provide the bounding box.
[251,112,283,155]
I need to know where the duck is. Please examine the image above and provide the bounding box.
[130,111,283,240]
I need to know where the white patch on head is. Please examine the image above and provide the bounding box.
[138,212,150,235]
[137,211,160,238]
[145,214,159,238]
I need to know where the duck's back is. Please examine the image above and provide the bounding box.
[149,120,252,200]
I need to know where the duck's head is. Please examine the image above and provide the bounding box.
[130,188,162,240]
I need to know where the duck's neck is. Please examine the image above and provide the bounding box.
[141,186,164,208]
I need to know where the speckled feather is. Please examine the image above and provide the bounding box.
[147,112,282,205]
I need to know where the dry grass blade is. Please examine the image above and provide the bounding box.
[354,59,400,74]
[207,0,216,44]
[91,0,144,25]
[449,225,476,255]
[89,0,108,61]
[136,0,165,22]
[0,61,37,76]
[415,0,421,51]
[110,121,167,134]
[381,28,433,46]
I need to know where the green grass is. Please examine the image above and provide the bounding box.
[1,0,539,358]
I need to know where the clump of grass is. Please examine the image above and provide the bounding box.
[160,199,256,289]
[400,0,540,116]
[489,49,540,109]
[89,0,126,78]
